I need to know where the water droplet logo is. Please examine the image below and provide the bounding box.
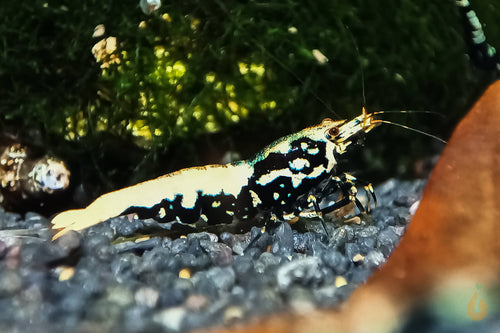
[467,283,488,321]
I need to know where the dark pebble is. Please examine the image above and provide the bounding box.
[330,225,355,249]
[84,222,116,240]
[54,230,82,254]
[296,232,326,255]
[206,266,236,292]
[348,266,373,284]
[374,212,398,227]
[377,227,400,257]
[170,237,189,254]
[118,305,158,332]
[345,242,362,260]
[322,249,350,275]
[114,237,162,254]
[219,232,235,247]
[24,212,50,228]
[253,252,282,274]
[158,278,193,307]
[192,266,236,299]
[357,225,379,238]
[0,210,22,228]
[247,226,272,252]
[187,232,218,243]
[110,217,144,236]
[357,236,377,253]
[20,241,69,268]
[311,240,328,257]
[200,241,233,266]
[292,231,310,253]
[110,253,141,282]
[140,247,179,273]
[222,232,249,254]
[82,234,112,255]
[393,194,419,207]
[94,243,117,262]
[232,253,255,276]
[270,222,294,257]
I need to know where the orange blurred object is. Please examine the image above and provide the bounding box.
[199,80,500,333]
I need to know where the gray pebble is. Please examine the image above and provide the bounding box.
[24,212,49,227]
[192,266,236,299]
[54,230,82,254]
[204,241,234,266]
[377,227,400,257]
[287,286,315,312]
[0,270,22,296]
[135,286,160,308]
[111,217,144,236]
[345,242,362,260]
[393,194,419,207]
[276,257,323,290]
[270,222,294,256]
[188,232,218,243]
[232,254,255,276]
[312,284,345,307]
[254,252,281,274]
[364,250,386,269]
[153,306,187,332]
[357,225,379,238]
[0,211,21,228]
[331,225,355,248]
[170,237,189,254]
[357,236,377,253]
[321,249,350,275]
[158,282,191,307]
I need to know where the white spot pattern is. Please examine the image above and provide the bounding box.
[249,190,262,207]
[307,147,319,155]
[288,158,310,171]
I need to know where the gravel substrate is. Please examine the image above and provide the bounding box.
[0,178,425,333]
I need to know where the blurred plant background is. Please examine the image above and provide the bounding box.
[0,0,499,208]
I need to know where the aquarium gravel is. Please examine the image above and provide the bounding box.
[0,179,425,332]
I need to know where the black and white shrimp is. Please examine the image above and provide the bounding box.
[51,108,381,239]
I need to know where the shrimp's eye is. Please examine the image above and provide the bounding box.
[327,126,340,137]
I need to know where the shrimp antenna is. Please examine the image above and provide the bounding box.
[372,110,446,118]
[372,110,447,143]
[373,119,447,144]
[344,24,366,109]
[344,26,446,144]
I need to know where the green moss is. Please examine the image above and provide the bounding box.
[1,0,499,189]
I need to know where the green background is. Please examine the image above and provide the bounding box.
[1,0,498,202]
